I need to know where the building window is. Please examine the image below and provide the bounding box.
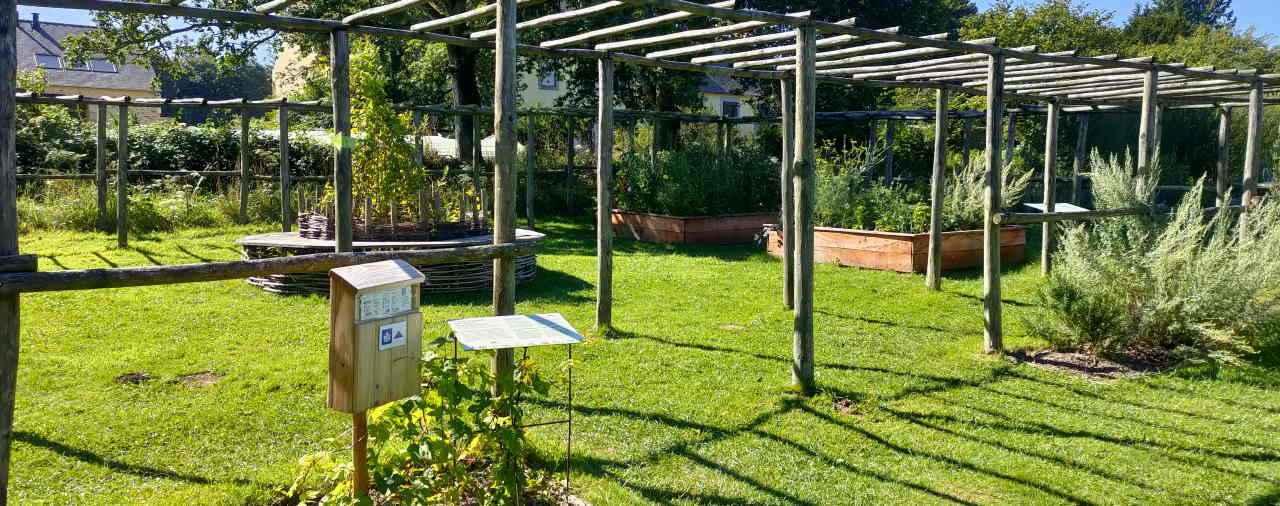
[34,54,61,69]
[538,71,558,90]
[721,99,740,119]
[88,58,117,73]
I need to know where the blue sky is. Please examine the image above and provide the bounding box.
[16,0,1280,65]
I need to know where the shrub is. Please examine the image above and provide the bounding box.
[15,179,279,234]
[1028,151,1280,365]
[614,142,779,216]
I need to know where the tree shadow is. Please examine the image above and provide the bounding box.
[13,431,246,486]
[175,245,214,263]
[130,246,164,266]
[39,254,67,270]
[814,309,960,334]
[90,252,118,268]
[423,267,593,306]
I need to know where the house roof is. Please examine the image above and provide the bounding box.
[698,73,742,96]
[17,15,156,93]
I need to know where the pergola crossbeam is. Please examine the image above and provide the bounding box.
[685,22,880,64]
[594,11,810,51]
[739,32,951,69]
[540,0,734,48]
[470,0,629,39]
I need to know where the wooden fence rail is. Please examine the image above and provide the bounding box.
[0,242,530,294]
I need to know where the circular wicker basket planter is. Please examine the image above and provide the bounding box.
[235,228,545,296]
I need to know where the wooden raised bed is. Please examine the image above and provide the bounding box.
[764,225,1026,273]
[611,210,778,244]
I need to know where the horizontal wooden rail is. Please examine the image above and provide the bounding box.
[994,206,1153,225]
[0,242,532,294]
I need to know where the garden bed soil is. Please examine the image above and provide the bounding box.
[764,225,1026,273]
[611,210,777,244]
[1008,350,1171,380]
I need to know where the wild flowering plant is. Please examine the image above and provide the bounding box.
[1030,151,1280,364]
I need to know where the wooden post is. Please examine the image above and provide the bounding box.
[884,118,895,184]
[982,53,1005,354]
[1072,115,1088,204]
[279,107,292,232]
[792,24,816,395]
[925,89,948,291]
[717,121,727,157]
[1216,106,1231,208]
[525,114,536,228]
[648,115,658,163]
[1041,101,1060,276]
[473,116,485,223]
[867,119,877,176]
[780,79,795,309]
[565,119,575,214]
[117,103,129,248]
[961,117,972,169]
[413,111,428,223]
[352,411,369,496]
[331,29,353,253]
[1152,105,1164,160]
[239,112,251,223]
[1242,80,1264,237]
[1004,112,1016,165]
[492,0,518,395]
[0,0,20,499]
[1137,68,1158,172]
[596,57,615,330]
[626,121,636,154]
[95,104,107,230]
[412,110,424,167]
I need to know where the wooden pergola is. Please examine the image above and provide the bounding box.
[1,0,1278,500]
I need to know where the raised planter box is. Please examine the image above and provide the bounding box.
[611,210,778,244]
[764,225,1026,273]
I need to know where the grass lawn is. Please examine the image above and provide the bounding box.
[11,219,1280,505]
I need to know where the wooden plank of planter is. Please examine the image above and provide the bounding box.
[994,206,1151,225]
[0,243,532,294]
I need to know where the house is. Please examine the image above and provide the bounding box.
[17,13,162,122]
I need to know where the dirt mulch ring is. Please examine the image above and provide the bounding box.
[1008,350,1172,380]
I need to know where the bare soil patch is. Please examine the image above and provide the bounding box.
[1008,350,1170,380]
[178,372,226,387]
[114,372,150,385]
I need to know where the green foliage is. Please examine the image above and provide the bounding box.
[155,56,273,125]
[15,179,263,234]
[613,142,779,217]
[941,149,1034,232]
[349,39,431,222]
[16,69,94,175]
[1029,152,1280,364]
[960,0,1123,55]
[285,355,563,505]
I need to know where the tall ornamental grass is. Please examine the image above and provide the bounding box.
[1030,151,1280,364]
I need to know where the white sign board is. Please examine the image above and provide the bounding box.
[378,320,408,350]
[449,313,585,351]
[1024,202,1091,213]
[359,286,414,321]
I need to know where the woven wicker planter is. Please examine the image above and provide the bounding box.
[611,210,777,244]
[297,212,489,242]
[235,229,544,296]
[764,225,1025,273]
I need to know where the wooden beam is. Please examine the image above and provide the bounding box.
[1216,106,1231,208]
[331,30,353,253]
[961,116,972,169]
[95,103,107,230]
[792,24,816,395]
[683,21,874,64]
[254,0,301,14]
[1004,112,1016,165]
[238,112,251,223]
[925,88,948,291]
[565,119,575,213]
[279,108,292,232]
[780,78,794,309]
[117,102,129,248]
[0,0,19,500]
[471,0,627,39]
[541,0,734,48]
[595,12,810,52]
[1041,101,1060,276]
[994,206,1153,225]
[805,37,996,70]
[525,114,536,228]
[745,32,951,69]
[473,114,485,223]
[983,53,1005,354]
[1137,68,1158,172]
[595,57,614,329]
[1072,115,1088,204]
[883,118,895,183]
[1242,79,1264,233]
[492,0,518,395]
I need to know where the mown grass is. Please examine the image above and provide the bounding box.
[11,219,1280,505]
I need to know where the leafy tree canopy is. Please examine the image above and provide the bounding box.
[156,57,273,124]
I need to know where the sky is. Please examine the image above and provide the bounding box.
[15,0,1280,66]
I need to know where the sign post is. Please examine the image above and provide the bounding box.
[328,259,426,497]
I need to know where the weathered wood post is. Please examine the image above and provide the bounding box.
[792,24,817,395]
[239,111,251,223]
[1041,101,1060,276]
[279,107,292,232]
[1137,68,1158,173]
[331,29,353,254]
[117,101,130,248]
[867,119,877,176]
[492,0,518,395]
[565,118,575,215]
[596,57,615,330]
[780,79,795,309]
[884,118,895,184]
[1216,106,1231,208]
[1004,112,1016,164]
[1,0,21,499]
[473,115,485,223]
[926,89,949,291]
[525,113,536,228]
[95,104,108,230]
[648,115,658,163]
[412,110,427,223]
[961,116,973,169]
[1152,105,1164,158]
[1072,115,1088,204]
[983,53,1006,354]
[1241,79,1264,238]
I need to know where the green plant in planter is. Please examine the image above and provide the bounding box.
[348,39,429,225]
[613,141,778,217]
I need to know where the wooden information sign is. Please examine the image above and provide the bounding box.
[328,259,425,414]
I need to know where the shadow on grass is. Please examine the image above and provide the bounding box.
[90,252,118,268]
[175,244,214,263]
[14,431,245,486]
[424,266,593,307]
[532,217,769,263]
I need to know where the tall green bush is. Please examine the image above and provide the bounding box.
[1029,151,1280,364]
[613,142,779,216]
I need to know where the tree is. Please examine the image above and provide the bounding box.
[1123,0,1235,46]
[156,57,272,124]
